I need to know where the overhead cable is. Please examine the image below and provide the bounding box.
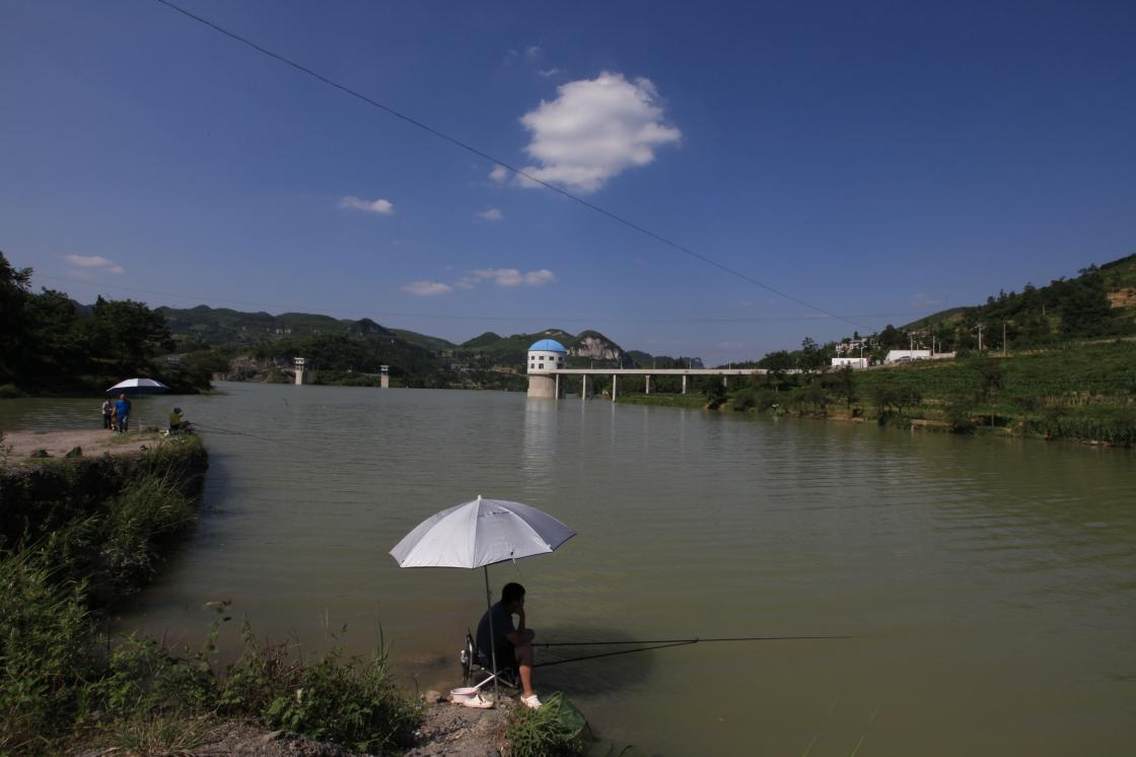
[150,0,864,330]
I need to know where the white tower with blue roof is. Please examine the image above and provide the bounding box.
[526,338,567,398]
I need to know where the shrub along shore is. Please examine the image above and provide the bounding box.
[617,341,1136,448]
[0,435,429,754]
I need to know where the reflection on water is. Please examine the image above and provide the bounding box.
[3,384,1135,756]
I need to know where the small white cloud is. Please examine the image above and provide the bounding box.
[476,208,504,221]
[537,67,561,78]
[488,165,510,184]
[523,269,555,286]
[339,196,395,215]
[467,268,555,288]
[64,254,124,274]
[402,280,453,296]
[526,45,542,60]
[516,71,681,193]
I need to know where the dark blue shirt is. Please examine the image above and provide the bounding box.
[115,399,131,417]
[476,601,516,667]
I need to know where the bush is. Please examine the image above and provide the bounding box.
[0,552,95,753]
[507,692,590,757]
[258,647,420,752]
[100,474,196,593]
[944,395,977,433]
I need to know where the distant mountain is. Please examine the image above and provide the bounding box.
[456,328,627,365]
[390,329,456,353]
[156,304,704,381]
[157,305,392,346]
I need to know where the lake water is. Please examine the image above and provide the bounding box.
[3,383,1135,755]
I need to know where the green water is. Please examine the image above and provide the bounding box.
[3,383,1134,755]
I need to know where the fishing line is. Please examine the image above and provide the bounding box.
[534,640,697,669]
[531,634,852,668]
[534,634,853,647]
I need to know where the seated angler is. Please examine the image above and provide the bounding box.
[477,582,541,709]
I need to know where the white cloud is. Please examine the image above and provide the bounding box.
[339,196,395,215]
[476,208,504,221]
[402,280,453,296]
[516,71,681,193]
[526,45,543,60]
[488,164,510,184]
[465,268,555,287]
[64,254,124,274]
[537,67,561,78]
[413,268,555,294]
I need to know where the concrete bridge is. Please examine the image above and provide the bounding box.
[530,367,769,400]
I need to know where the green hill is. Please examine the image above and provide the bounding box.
[900,252,1136,343]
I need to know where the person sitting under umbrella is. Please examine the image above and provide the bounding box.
[477,582,541,709]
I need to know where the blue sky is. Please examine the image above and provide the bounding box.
[3,0,1134,363]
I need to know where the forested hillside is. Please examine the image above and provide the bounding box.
[0,252,211,396]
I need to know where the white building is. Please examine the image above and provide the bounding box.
[884,349,932,364]
[527,339,567,398]
[831,357,869,369]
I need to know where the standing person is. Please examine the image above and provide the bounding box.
[115,393,132,433]
[476,582,541,709]
[101,398,113,430]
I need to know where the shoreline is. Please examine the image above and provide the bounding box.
[614,392,1136,450]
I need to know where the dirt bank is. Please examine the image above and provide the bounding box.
[3,429,163,460]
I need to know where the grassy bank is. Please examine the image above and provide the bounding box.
[616,341,1136,446]
[0,435,427,753]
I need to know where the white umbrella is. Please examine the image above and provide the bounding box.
[106,377,170,394]
[389,495,575,699]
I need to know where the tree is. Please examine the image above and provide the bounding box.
[87,297,175,375]
[972,356,1004,427]
[798,337,826,371]
[829,365,856,407]
[0,251,32,383]
[703,380,727,409]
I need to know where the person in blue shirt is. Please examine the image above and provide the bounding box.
[114,393,132,432]
[477,582,540,709]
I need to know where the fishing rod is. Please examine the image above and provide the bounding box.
[535,641,696,669]
[532,634,853,668]
[534,634,853,647]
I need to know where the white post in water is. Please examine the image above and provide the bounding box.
[611,374,618,402]
[682,375,688,395]
[645,375,651,394]
[581,374,588,399]
[379,365,390,388]
[294,357,306,385]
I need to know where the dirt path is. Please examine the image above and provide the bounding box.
[3,429,163,461]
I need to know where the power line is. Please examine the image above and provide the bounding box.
[33,273,925,326]
[149,0,864,330]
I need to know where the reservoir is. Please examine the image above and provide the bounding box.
[3,382,1134,755]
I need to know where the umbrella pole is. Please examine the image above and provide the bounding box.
[483,565,499,703]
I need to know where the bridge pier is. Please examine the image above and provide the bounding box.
[645,375,651,394]
[611,374,618,402]
[581,374,587,398]
[722,375,728,388]
[682,375,687,395]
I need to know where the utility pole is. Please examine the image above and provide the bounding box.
[1002,320,1007,357]
[977,324,984,352]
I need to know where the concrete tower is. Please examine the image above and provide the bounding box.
[526,339,567,399]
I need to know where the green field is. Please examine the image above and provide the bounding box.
[616,341,1136,446]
